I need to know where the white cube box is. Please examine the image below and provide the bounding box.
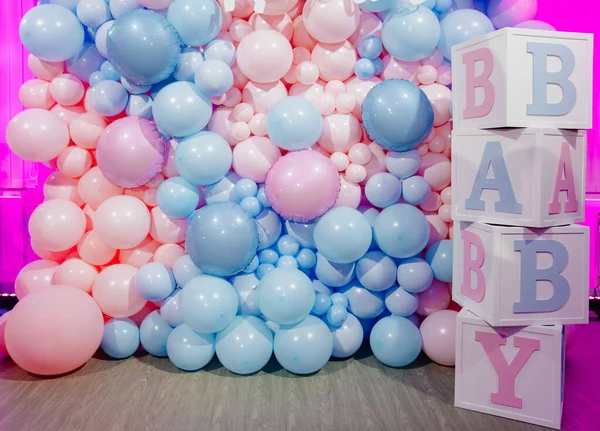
[452,221,589,326]
[452,128,586,227]
[452,28,593,130]
[455,308,565,430]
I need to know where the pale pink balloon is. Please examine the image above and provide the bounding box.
[233,136,282,182]
[420,309,458,366]
[314,93,335,115]
[119,236,160,268]
[420,191,442,212]
[260,0,298,15]
[129,301,160,326]
[302,0,360,44]
[325,80,345,96]
[416,142,429,156]
[418,153,451,192]
[438,204,452,223]
[0,312,9,357]
[57,146,93,178]
[237,30,293,83]
[153,244,186,269]
[420,83,452,127]
[30,239,72,262]
[161,139,179,178]
[293,47,311,64]
[334,175,361,209]
[242,80,288,113]
[137,0,173,9]
[78,166,124,210]
[231,122,251,141]
[345,76,381,117]
[440,187,451,204]
[436,64,452,86]
[208,107,236,144]
[229,18,253,42]
[289,80,325,102]
[29,199,86,252]
[291,16,317,50]
[14,260,59,300]
[94,195,151,249]
[6,109,69,162]
[54,258,98,294]
[425,213,449,246]
[248,113,268,136]
[222,13,233,31]
[146,173,165,189]
[296,61,320,85]
[345,163,367,183]
[265,150,340,222]
[348,143,372,165]
[416,280,451,316]
[144,189,158,207]
[330,152,349,171]
[249,12,293,40]
[417,65,438,86]
[124,186,147,201]
[28,54,65,81]
[335,93,356,114]
[43,170,84,206]
[233,103,255,122]
[381,54,421,83]
[19,79,55,109]
[49,74,85,106]
[361,143,387,185]
[69,112,107,150]
[348,11,382,45]
[287,0,303,19]
[223,87,243,107]
[78,230,117,266]
[318,113,362,153]
[50,104,85,126]
[92,264,147,318]
[150,207,187,244]
[311,41,356,82]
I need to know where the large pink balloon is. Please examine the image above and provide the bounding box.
[420,83,452,127]
[119,236,160,268]
[54,258,98,294]
[78,166,124,210]
[78,230,117,266]
[318,113,362,154]
[420,309,458,366]
[418,153,451,192]
[5,285,104,375]
[0,312,9,356]
[232,136,282,182]
[94,195,151,249]
[6,109,70,162]
[92,264,147,318]
[28,199,86,252]
[14,260,59,300]
[265,150,340,222]
[149,207,187,244]
[302,0,360,44]
[18,79,55,110]
[237,30,293,83]
[70,112,107,150]
[416,280,451,316]
[96,116,166,189]
[311,41,356,82]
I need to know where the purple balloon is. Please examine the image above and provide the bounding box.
[514,20,556,31]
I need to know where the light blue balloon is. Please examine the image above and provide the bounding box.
[385,150,420,179]
[66,42,106,83]
[402,175,431,205]
[356,250,397,292]
[233,178,259,200]
[121,77,152,95]
[172,48,204,82]
[382,6,440,62]
[434,0,454,13]
[359,0,397,12]
[161,288,184,327]
[396,257,434,293]
[314,280,334,296]
[370,316,422,367]
[338,280,385,319]
[135,262,176,302]
[175,132,231,185]
[167,0,222,46]
[258,249,279,265]
[167,324,215,371]
[243,255,260,273]
[186,202,259,277]
[231,272,261,315]
[314,207,372,264]
[154,82,212,138]
[372,58,383,75]
[365,172,402,208]
[204,172,240,204]
[49,0,79,12]
[87,80,129,116]
[95,20,113,58]
[256,263,275,280]
[77,0,111,29]
[241,197,262,217]
[257,186,270,208]
[374,204,430,258]
[180,275,238,333]
[330,312,364,358]
[354,58,375,79]
[126,94,153,119]
[101,318,140,359]
[89,72,106,86]
[194,59,234,97]
[276,255,298,269]
[204,38,236,66]
[326,304,348,327]
[385,286,419,316]
[107,9,180,86]
[172,255,202,288]
[258,268,315,325]
[266,97,323,151]
[315,253,355,288]
[284,220,316,249]
[157,177,200,219]
[216,316,273,375]
[426,239,453,282]
[358,35,383,60]
[297,249,317,269]
[109,0,142,19]
[438,9,495,59]
[273,315,333,375]
[359,317,377,338]
[100,61,120,82]
[362,79,434,152]
[311,293,332,316]
[256,209,282,250]
[276,235,300,256]
[140,310,173,357]
[20,4,84,62]
[330,292,349,309]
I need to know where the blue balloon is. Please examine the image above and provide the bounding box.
[315,253,355,288]
[256,263,275,280]
[77,0,111,29]
[204,38,236,66]
[370,316,422,367]
[140,310,173,357]
[233,178,259,200]
[255,209,282,250]
[258,249,279,265]
[100,61,121,81]
[274,315,333,375]
[297,249,317,269]
[402,175,432,205]
[358,35,383,60]
[109,0,142,18]
[49,0,79,12]
[338,280,385,319]
[89,72,106,86]
[385,286,419,316]
[194,59,233,97]
[125,94,153,119]
[354,58,375,79]
[172,48,204,82]
[154,82,213,138]
[121,77,152,95]
[311,292,332,316]
[204,172,240,204]
[385,150,420,179]
[161,288,184,327]
[434,0,454,13]
[107,9,180,85]
[314,207,372,264]
[438,9,495,59]
[101,318,140,359]
[276,255,298,269]
[374,204,430,258]
[172,255,202,288]
[20,4,84,62]
[382,6,440,62]
[216,316,273,375]
[157,177,201,219]
[276,235,300,256]
[365,172,402,208]
[330,292,349,309]
[396,257,434,293]
[330,312,364,358]
[326,304,348,327]
[231,272,261,315]
[186,202,259,277]
[66,42,106,83]
[135,262,176,302]
[258,268,315,325]
[266,97,323,151]
[167,0,222,47]
[87,80,129,116]
[243,255,260,273]
[425,239,453,282]
[356,251,397,292]
[241,197,263,217]
[362,80,434,152]
[284,220,317,249]
[180,275,238,333]
[167,324,215,371]
[175,131,232,185]
[372,58,383,75]
[257,186,270,208]
[359,0,397,12]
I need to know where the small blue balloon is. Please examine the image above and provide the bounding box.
[256,263,275,280]
[204,172,240,204]
[204,38,236,66]
[100,60,121,81]
[231,272,261,315]
[172,47,204,82]
[402,175,432,205]
[326,304,348,327]
[382,6,441,62]
[385,286,419,316]
[426,239,453,282]
[125,94,153,119]
[154,82,212,138]
[330,292,349,310]
[172,254,202,287]
[359,0,397,12]
[243,255,260,273]
[256,209,283,251]
[266,96,323,151]
[284,220,317,249]
[258,249,279,265]
[135,262,176,302]
[167,324,215,371]
[385,150,421,179]
[175,131,232,185]
[338,280,385,319]
[157,177,201,219]
[258,268,315,325]
[396,257,434,293]
[297,249,317,269]
[354,58,375,79]
[314,280,334,296]
[49,0,79,12]
[372,58,384,75]
[330,312,364,358]
[257,186,270,208]
[311,293,332,316]
[277,255,298,269]
[434,0,454,13]
[241,197,263,217]
[109,0,142,19]
[66,42,106,83]
[121,77,152,94]
[140,310,173,357]
[89,71,106,86]
[77,0,111,29]
[438,9,495,59]
[374,204,430,258]
[315,253,355,288]
[277,235,300,257]
[356,251,397,292]
[161,288,184,327]
[194,59,233,97]
[365,172,402,208]
[314,207,372,264]
[370,316,422,367]
[87,80,129,116]
[358,35,383,60]
[234,178,259,200]
[101,318,140,359]
[167,0,222,46]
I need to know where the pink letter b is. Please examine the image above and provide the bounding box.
[463,48,495,119]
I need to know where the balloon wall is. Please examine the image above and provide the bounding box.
[1,0,554,376]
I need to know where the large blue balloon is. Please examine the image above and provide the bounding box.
[382,6,440,62]
[167,0,222,47]
[370,316,422,367]
[258,268,315,325]
[186,202,259,277]
[425,239,453,282]
[174,132,232,185]
[106,9,180,85]
[438,9,495,59]
[338,280,386,319]
[373,204,430,258]
[20,4,85,62]
[167,324,215,371]
[315,253,355,288]
[266,97,324,151]
[362,79,434,152]
[396,257,434,293]
[140,310,173,357]
[134,262,176,302]
[330,312,364,358]
[101,318,140,359]
[87,80,129,117]
[314,207,372,264]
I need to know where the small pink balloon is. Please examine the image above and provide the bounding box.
[233,103,255,122]
[19,79,55,109]
[345,76,381,117]
[293,46,311,64]
[237,30,293,83]
[27,54,65,81]
[43,170,84,206]
[420,83,452,127]
[29,199,86,252]
[161,139,179,178]
[144,188,158,207]
[421,49,444,69]
[78,166,124,210]
[57,146,93,178]
[361,143,386,184]
[30,239,72,262]
[302,0,360,44]
[311,41,356,82]
[318,113,362,154]
[153,243,186,269]
[250,12,293,40]
[416,142,429,156]
[440,187,451,204]
[438,204,452,223]
[119,236,160,268]
[229,18,253,42]
[325,80,346,96]
[335,93,356,115]
[416,280,451,316]
[289,81,326,104]
[49,74,85,106]
[418,153,451,192]
[314,93,335,115]
[242,80,288,114]
[436,64,452,86]
[50,104,85,126]
[150,206,187,244]
[345,163,367,183]
[222,13,233,31]
[70,112,107,150]
[291,16,317,50]
[0,312,10,356]
[261,0,298,15]
[348,11,382,46]
[420,191,442,212]
[248,113,268,136]
[348,143,372,165]
[330,152,350,171]
[420,309,458,366]
[92,264,147,318]
[417,65,438,86]
[381,55,421,83]
[78,230,117,266]
[223,87,243,107]
[14,260,59,300]
[265,150,340,222]
[428,136,445,153]
[425,213,449,246]
[54,258,98,294]
[296,61,320,85]
[334,175,361,209]
[208,107,236,144]
[94,195,151,249]
[232,122,251,141]
[233,136,282,182]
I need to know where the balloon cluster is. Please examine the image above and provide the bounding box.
[2,0,552,376]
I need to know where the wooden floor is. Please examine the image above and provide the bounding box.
[1,321,599,431]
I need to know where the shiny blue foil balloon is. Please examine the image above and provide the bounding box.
[101,318,140,359]
[106,9,180,85]
[258,268,315,325]
[140,310,173,357]
[438,9,495,59]
[167,0,222,47]
[157,177,201,219]
[167,323,215,371]
[186,202,259,277]
[314,207,372,264]
[373,204,430,258]
[330,312,364,358]
[370,316,422,367]
[362,79,434,152]
[382,6,440,62]
[425,239,453,282]
[267,97,324,151]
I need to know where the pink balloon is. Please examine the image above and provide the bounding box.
[438,204,452,223]
[361,143,387,185]
[348,11,382,46]
[229,17,253,41]
[440,186,451,204]
[27,54,65,81]
[348,143,372,165]
[420,83,452,127]
[208,107,236,144]
[296,61,320,85]
[417,65,438,86]
[260,0,298,15]
[237,30,293,83]
[345,76,381,117]
[311,41,356,82]
[302,0,360,44]
[43,170,84,206]
[119,236,160,268]
[94,195,151,249]
[418,153,451,192]
[335,93,356,115]
[138,0,173,9]
[249,12,293,40]
[291,16,317,50]
[330,152,350,171]
[6,109,69,162]
[416,280,451,316]
[50,104,85,126]
[14,260,59,300]
[242,80,288,114]
[77,230,117,266]
[0,312,9,357]
[265,150,340,222]
[421,49,444,69]
[69,112,107,150]
[161,139,179,178]
[57,146,93,178]
[19,79,55,109]
[5,285,104,375]
[318,113,362,153]
[334,175,361,209]
[436,64,452,86]
[92,264,147,318]
[150,206,187,244]
[487,0,537,29]
[381,55,421,83]
[153,244,186,269]
[29,199,86,252]
[248,113,268,136]
[425,213,449,246]
[233,136,282,182]
[345,163,367,183]
[420,309,458,366]
[232,103,255,122]
[420,191,442,212]
[30,239,72,262]
[231,122,251,141]
[129,301,160,326]
[54,258,98,294]
[96,116,166,189]
[289,80,325,102]
[49,74,85,106]
[143,188,159,207]
[78,166,124,210]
